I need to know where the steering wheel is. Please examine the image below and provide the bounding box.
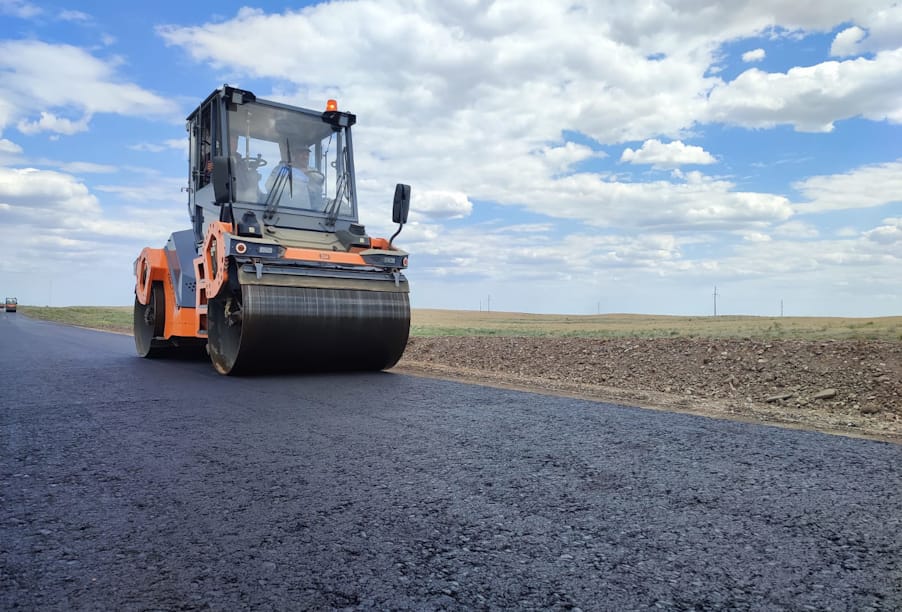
[244,154,267,170]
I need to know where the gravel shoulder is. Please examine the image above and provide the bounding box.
[396,336,902,443]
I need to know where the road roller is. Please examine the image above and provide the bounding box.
[133,86,411,374]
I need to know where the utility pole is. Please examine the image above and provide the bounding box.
[487,294,491,313]
[780,299,783,317]
[713,285,719,317]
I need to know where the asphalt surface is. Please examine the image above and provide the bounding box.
[1,312,900,611]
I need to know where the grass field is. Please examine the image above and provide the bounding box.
[19,306,133,333]
[15,305,902,341]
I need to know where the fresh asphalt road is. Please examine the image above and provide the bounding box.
[1,312,900,611]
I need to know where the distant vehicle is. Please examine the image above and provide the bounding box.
[5,297,17,312]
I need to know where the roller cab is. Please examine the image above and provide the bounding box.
[133,86,411,374]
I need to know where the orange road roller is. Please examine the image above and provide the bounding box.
[133,86,411,374]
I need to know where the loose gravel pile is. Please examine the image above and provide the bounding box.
[399,337,902,441]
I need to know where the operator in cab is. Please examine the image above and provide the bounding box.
[265,143,325,211]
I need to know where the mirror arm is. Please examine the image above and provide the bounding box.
[389,222,404,248]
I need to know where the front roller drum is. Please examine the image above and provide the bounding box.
[207,284,410,375]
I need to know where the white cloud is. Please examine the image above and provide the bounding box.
[17,111,92,135]
[774,220,820,239]
[863,217,902,245]
[156,2,726,147]
[540,142,601,174]
[59,9,90,22]
[0,167,180,229]
[58,161,118,174]
[0,167,185,271]
[739,231,772,242]
[831,26,867,56]
[793,159,902,212]
[411,190,473,220]
[468,170,794,232]
[153,2,890,237]
[831,4,902,56]
[706,49,902,132]
[620,139,716,168]
[0,40,180,137]
[407,222,690,283]
[0,0,41,18]
[0,167,101,225]
[129,139,185,153]
[742,48,766,62]
[0,138,22,154]
[94,176,189,204]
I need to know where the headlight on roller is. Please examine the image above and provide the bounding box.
[229,241,282,257]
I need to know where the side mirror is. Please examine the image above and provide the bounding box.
[211,156,232,204]
[392,183,410,224]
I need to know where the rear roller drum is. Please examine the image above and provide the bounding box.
[134,282,167,358]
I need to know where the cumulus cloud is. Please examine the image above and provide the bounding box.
[410,190,473,220]
[774,220,820,239]
[407,221,689,283]
[153,2,896,237]
[57,161,117,174]
[0,0,41,18]
[0,138,22,154]
[706,49,902,132]
[0,167,184,253]
[864,217,902,245]
[831,26,868,57]
[477,170,795,232]
[830,4,902,56]
[0,40,180,137]
[0,167,101,223]
[157,3,715,146]
[540,142,601,174]
[742,48,766,62]
[58,9,90,22]
[738,231,772,242]
[793,159,902,212]
[17,111,92,135]
[129,139,185,153]
[620,139,716,168]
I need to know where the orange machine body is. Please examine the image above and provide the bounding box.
[134,221,405,343]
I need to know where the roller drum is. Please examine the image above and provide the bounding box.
[208,284,410,375]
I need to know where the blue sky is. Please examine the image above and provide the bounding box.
[0,0,900,316]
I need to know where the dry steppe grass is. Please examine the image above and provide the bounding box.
[412,309,902,341]
[20,305,902,341]
[19,306,133,332]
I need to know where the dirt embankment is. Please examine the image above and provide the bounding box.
[397,337,902,442]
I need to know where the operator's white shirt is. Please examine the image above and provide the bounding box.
[264,165,324,210]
